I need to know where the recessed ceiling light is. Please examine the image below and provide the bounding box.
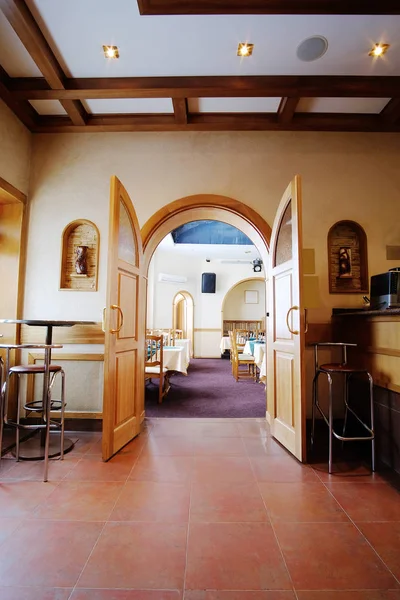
[368,43,390,57]
[237,43,254,57]
[103,45,119,59]
[296,36,328,62]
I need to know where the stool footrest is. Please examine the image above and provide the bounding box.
[24,401,63,412]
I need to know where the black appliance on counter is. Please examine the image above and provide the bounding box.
[370,268,400,309]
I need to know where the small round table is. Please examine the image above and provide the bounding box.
[0,318,96,460]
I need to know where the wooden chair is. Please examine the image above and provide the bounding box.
[170,329,183,345]
[233,329,252,353]
[145,335,169,403]
[230,332,256,382]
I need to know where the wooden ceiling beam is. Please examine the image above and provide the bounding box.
[31,112,399,134]
[137,0,400,15]
[9,75,400,100]
[380,98,400,125]
[278,97,300,124]
[0,65,37,128]
[172,98,188,124]
[0,0,87,126]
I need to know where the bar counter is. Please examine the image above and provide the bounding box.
[332,307,400,317]
[332,307,400,475]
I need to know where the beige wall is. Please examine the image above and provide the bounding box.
[24,131,400,325]
[0,99,31,195]
[223,279,266,322]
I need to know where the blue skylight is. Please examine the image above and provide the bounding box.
[171,221,253,245]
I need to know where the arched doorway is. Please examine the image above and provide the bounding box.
[141,194,272,416]
[172,291,194,356]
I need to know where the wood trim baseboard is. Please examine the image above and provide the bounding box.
[27,411,103,419]
[21,323,104,344]
[366,346,400,358]
[29,353,104,361]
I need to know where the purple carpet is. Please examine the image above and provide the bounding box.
[145,358,266,418]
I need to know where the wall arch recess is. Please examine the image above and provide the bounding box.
[60,219,100,291]
[327,220,368,294]
[172,290,194,356]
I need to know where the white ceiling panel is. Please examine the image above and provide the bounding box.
[0,10,42,77]
[188,97,281,113]
[26,1,400,78]
[83,98,174,114]
[297,97,391,114]
[29,100,68,115]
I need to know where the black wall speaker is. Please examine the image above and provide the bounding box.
[202,272,216,293]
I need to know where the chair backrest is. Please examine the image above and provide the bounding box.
[145,335,164,370]
[229,331,239,363]
[170,329,183,345]
[233,329,252,346]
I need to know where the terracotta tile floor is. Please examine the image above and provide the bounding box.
[0,418,399,600]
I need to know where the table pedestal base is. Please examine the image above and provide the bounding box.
[11,434,75,460]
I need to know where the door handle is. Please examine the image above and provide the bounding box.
[110,304,124,334]
[101,307,107,333]
[286,305,299,335]
[304,308,309,334]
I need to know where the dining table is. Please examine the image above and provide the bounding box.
[0,318,96,460]
[162,345,187,375]
[173,338,191,367]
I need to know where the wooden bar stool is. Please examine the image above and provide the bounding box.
[0,343,66,482]
[310,342,375,474]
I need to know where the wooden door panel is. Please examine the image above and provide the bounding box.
[268,176,306,462]
[118,272,137,340]
[115,351,137,424]
[275,351,294,425]
[103,176,145,461]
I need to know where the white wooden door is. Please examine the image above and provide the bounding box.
[102,176,145,461]
[267,175,306,461]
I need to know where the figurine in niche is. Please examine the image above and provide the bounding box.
[338,246,352,278]
[75,245,89,275]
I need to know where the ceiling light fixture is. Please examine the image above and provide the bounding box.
[368,43,390,57]
[103,45,119,59]
[237,43,254,57]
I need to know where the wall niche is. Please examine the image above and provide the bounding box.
[328,220,368,294]
[60,219,99,291]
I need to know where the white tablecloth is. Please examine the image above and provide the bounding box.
[220,336,231,352]
[174,338,191,367]
[259,354,266,384]
[243,341,266,368]
[162,346,187,375]
[243,341,266,384]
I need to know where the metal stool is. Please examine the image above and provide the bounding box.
[0,343,66,482]
[310,342,375,474]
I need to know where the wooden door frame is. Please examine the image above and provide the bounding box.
[0,176,28,341]
[141,193,272,416]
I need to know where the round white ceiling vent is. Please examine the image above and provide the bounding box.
[296,36,328,62]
